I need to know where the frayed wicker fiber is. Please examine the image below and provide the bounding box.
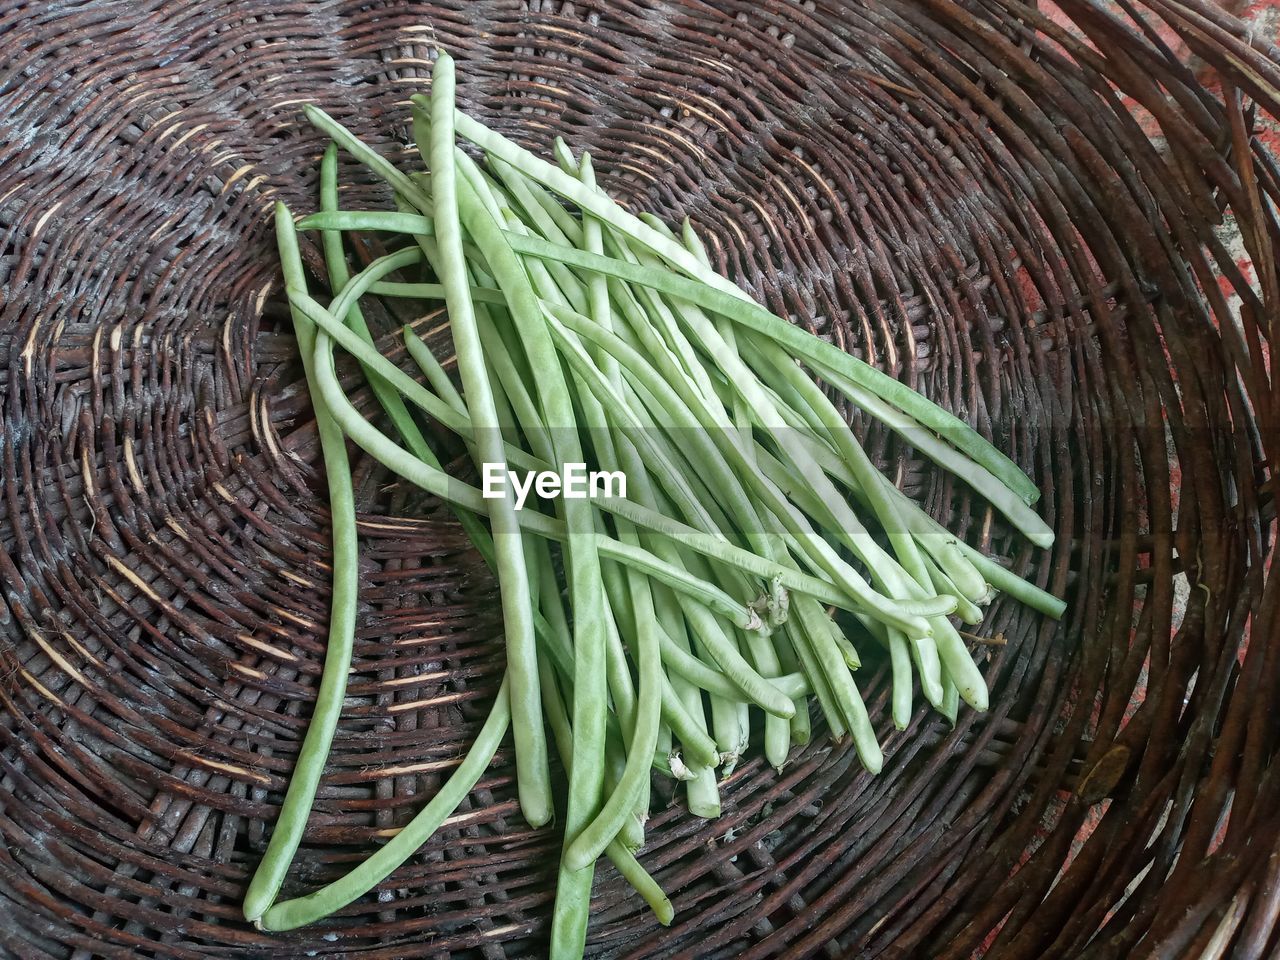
[1,0,1277,957]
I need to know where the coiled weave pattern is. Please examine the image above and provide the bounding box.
[1,1,1277,957]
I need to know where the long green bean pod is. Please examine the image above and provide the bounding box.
[428,54,549,829]
[242,204,360,923]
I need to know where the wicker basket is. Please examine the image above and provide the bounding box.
[1,1,1277,957]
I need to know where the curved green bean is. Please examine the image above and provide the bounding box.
[258,677,512,930]
[242,204,359,923]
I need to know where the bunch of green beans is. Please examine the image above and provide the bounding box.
[246,51,1062,958]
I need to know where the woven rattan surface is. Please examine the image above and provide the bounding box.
[2,1,1278,957]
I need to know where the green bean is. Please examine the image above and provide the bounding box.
[431,95,619,958]
[297,195,1044,529]
[655,674,720,769]
[640,624,747,768]
[258,678,512,931]
[680,216,713,269]
[605,283,932,620]
[588,427,795,719]
[563,569,666,870]
[545,307,767,586]
[748,631,790,770]
[660,632,806,700]
[511,232,1045,523]
[447,111,1040,507]
[921,551,985,625]
[747,335,931,592]
[529,540,575,690]
[598,542,766,632]
[554,284,886,614]
[316,147,443,469]
[656,722,673,768]
[680,551,749,775]
[299,235,998,757]
[289,175,1036,537]
[262,112,1043,939]
[910,636,946,711]
[581,564,632,743]
[474,308,557,464]
[242,204,360,923]
[625,225,744,411]
[299,209,436,236]
[300,287,953,632]
[709,693,749,777]
[308,292,895,633]
[739,335,962,719]
[603,713,688,781]
[453,144,508,222]
[654,587,721,819]
[888,627,913,730]
[793,595,883,772]
[490,154,583,258]
[742,442,946,709]
[590,231,797,589]
[304,294,576,703]
[291,209,1026,572]
[402,326,466,417]
[719,373,995,612]
[302,105,433,214]
[669,221,793,768]
[565,156,737,803]
[550,280,795,729]
[940,671,960,726]
[771,628,812,746]
[956,544,1065,620]
[567,151,667,851]
[552,136,577,176]
[371,280,506,304]
[295,283,549,474]
[538,653,673,923]
[435,77,610,956]
[707,679,745,773]
[505,147,585,246]
[429,54,549,829]
[659,579,790,715]
[789,700,812,747]
[785,619,846,741]
[830,622,863,671]
[932,618,990,711]
[544,581,635,948]
[552,256,721,783]
[571,664,641,848]
[703,370,1008,609]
